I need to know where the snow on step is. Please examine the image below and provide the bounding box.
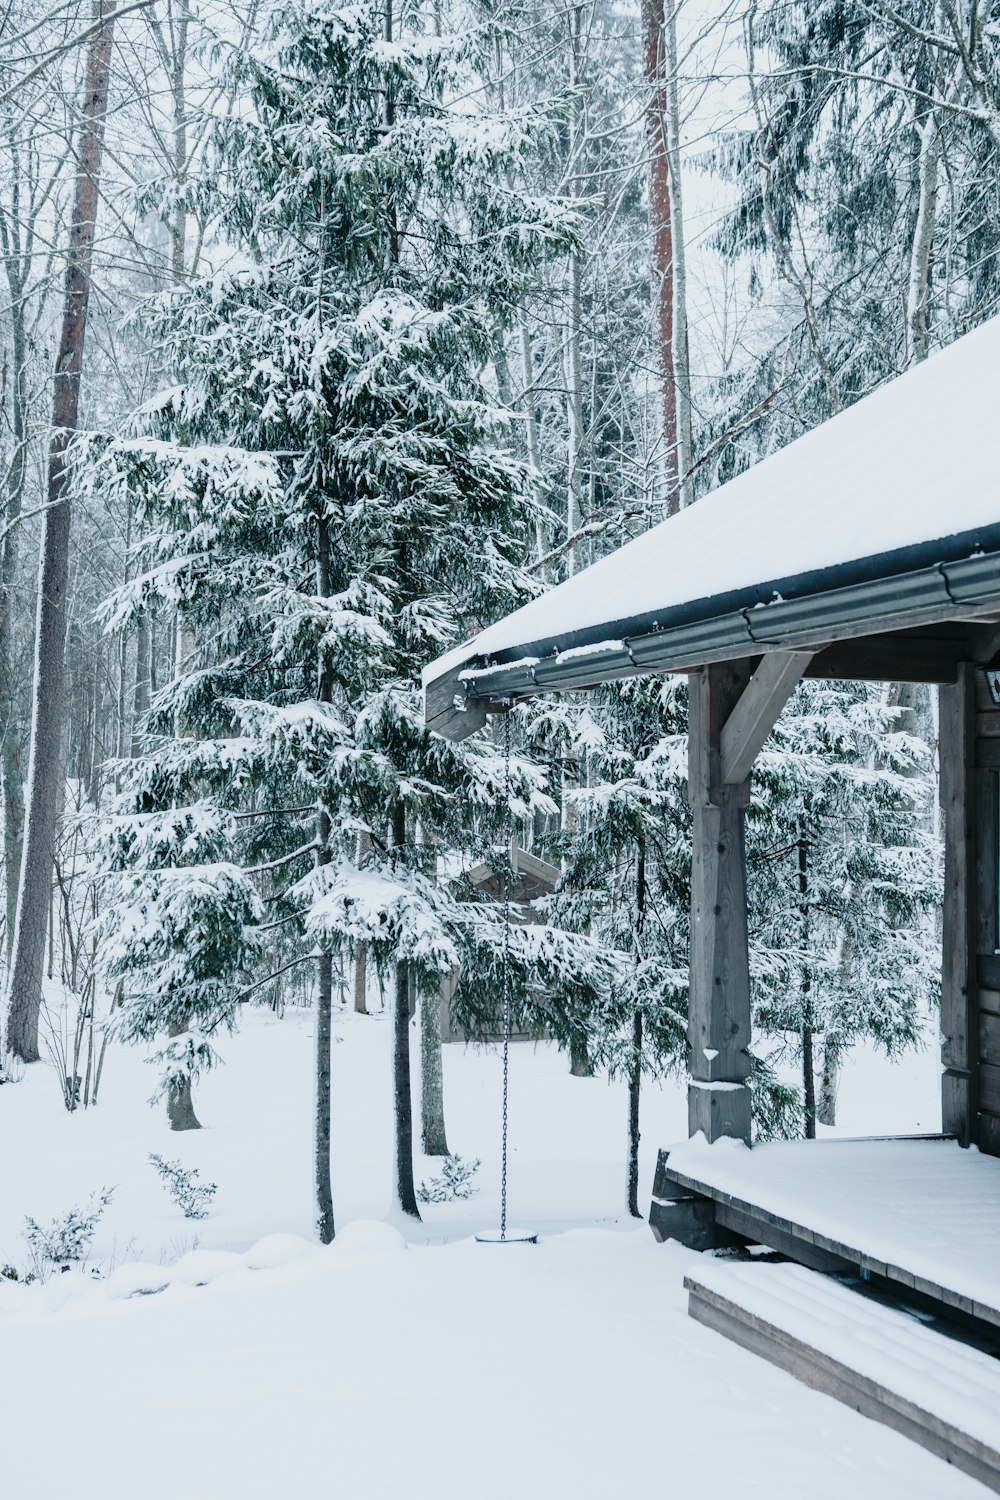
[685,1260,1000,1491]
[665,1135,1000,1321]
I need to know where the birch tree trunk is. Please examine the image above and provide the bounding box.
[5,1,117,1063]
[0,269,27,955]
[906,107,940,366]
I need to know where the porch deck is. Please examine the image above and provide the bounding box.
[653,1135,1000,1332]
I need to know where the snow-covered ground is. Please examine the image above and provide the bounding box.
[0,1007,978,1499]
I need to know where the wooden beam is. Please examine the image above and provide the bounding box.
[423,662,488,742]
[806,633,966,683]
[720,650,813,784]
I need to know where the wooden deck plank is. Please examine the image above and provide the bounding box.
[657,1157,1000,1331]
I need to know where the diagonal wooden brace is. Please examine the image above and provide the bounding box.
[720,650,814,785]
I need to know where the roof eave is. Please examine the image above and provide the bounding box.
[424,545,1000,742]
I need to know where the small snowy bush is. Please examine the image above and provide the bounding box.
[149,1154,217,1219]
[23,1187,115,1269]
[417,1155,480,1204]
[1,1263,35,1283]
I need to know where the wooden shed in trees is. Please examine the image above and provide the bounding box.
[423,318,1000,1485]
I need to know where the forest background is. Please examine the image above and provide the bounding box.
[1,0,993,1235]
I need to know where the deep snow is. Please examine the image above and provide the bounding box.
[0,1005,981,1500]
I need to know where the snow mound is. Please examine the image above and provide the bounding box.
[106,1264,172,1299]
[329,1220,406,1257]
[242,1233,318,1271]
[170,1249,245,1286]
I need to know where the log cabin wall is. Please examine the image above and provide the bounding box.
[940,663,1000,1156]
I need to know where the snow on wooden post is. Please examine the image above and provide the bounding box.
[687,661,755,1144]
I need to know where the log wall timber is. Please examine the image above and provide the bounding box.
[687,661,755,1143]
[940,665,977,1145]
[940,663,1000,1155]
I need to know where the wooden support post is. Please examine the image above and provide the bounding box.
[688,661,755,1143]
[939,664,976,1146]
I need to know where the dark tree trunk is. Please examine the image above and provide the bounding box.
[802,1023,816,1139]
[627,843,647,1217]
[569,1035,594,1077]
[314,509,335,1242]
[392,801,420,1218]
[798,836,816,1139]
[4,2,117,1063]
[353,830,370,1013]
[627,1009,643,1216]
[166,1019,201,1131]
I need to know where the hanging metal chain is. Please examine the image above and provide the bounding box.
[500,704,513,1241]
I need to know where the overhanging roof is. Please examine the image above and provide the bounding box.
[424,316,1000,740]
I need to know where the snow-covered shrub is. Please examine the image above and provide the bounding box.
[23,1188,115,1269]
[149,1154,217,1219]
[417,1155,480,1204]
[1,1263,32,1283]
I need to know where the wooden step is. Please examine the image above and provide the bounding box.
[685,1261,1000,1493]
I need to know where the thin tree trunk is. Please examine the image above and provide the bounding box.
[353,829,370,1013]
[353,938,368,1014]
[392,801,420,1218]
[627,1010,642,1215]
[314,508,335,1243]
[5,1,116,1062]
[798,836,816,1139]
[802,1022,816,1139]
[627,842,646,1217]
[382,0,418,1220]
[818,1035,841,1129]
[130,613,150,756]
[565,6,584,572]
[641,0,683,513]
[0,283,27,954]
[420,987,449,1156]
[906,107,940,367]
[661,0,692,505]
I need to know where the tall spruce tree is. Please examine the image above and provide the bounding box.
[87,0,572,1237]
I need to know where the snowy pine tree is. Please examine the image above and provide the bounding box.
[86,0,572,1236]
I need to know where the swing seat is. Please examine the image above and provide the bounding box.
[475,1229,538,1244]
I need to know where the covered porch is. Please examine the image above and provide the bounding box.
[423,317,1000,1480]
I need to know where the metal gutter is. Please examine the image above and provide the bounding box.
[453,542,1000,708]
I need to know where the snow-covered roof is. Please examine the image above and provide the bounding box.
[424,317,1000,733]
